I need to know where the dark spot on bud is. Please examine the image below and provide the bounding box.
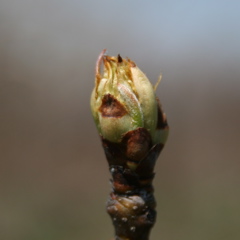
[99,94,127,118]
[117,54,123,63]
[156,99,168,129]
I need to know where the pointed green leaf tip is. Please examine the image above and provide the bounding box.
[91,50,167,144]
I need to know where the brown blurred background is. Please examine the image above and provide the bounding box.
[0,1,240,240]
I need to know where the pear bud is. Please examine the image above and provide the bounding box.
[90,50,164,145]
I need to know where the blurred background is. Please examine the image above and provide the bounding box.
[0,0,240,239]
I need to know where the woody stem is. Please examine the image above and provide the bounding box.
[101,136,163,240]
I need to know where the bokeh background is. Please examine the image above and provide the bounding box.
[0,1,240,239]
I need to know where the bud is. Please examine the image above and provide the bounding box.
[91,50,169,240]
[91,50,167,145]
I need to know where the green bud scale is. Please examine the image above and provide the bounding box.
[90,50,169,240]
